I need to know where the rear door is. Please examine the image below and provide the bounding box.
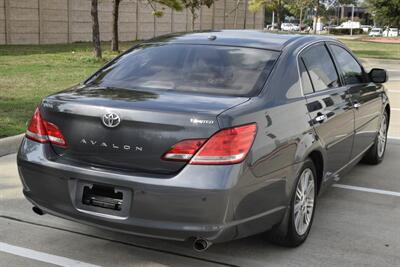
[328,43,383,158]
[300,43,355,175]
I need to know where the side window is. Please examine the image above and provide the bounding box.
[301,44,340,92]
[330,45,364,85]
[299,59,314,94]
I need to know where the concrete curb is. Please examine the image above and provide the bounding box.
[0,134,24,157]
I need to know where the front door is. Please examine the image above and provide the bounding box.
[328,43,383,158]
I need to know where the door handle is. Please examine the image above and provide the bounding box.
[315,114,327,123]
[353,102,361,109]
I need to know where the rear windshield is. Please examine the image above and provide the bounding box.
[86,44,279,96]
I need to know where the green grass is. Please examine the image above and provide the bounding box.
[0,42,135,138]
[0,39,399,138]
[339,38,400,60]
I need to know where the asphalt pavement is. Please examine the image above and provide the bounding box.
[1,140,400,267]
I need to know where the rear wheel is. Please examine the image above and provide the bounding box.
[363,112,388,165]
[268,159,317,247]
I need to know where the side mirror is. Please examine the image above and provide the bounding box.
[369,68,388,83]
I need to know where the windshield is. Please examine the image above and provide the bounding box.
[86,44,279,96]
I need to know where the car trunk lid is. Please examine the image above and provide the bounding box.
[41,86,249,175]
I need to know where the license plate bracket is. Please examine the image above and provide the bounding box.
[82,185,123,211]
[70,180,132,219]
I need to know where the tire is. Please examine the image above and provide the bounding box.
[362,111,388,165]
[267,159,317,247]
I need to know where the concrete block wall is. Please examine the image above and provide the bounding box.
[0,0,264,45]
[0,0,5,44]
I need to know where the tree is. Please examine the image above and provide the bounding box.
[311,0,319,34]
[368,0,400,34]
[111,0,183,53]
[224,0,243,29]
[285,0,313,26]
[249,0,285,30]
[111,0,122,52]
[227,0,249,29]
[91,0,102,59]
[233,0,241,29]
[311,0,346,34]
[181,0,215,31]
[226,0,244,29]
[147,0,184,17]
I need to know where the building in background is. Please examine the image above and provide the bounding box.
[335,5,372,25]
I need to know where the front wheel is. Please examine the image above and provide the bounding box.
[267,159,317,247]
[363,111,388,165]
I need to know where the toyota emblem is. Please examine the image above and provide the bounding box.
[102,112,121,128]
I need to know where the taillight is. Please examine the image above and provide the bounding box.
[26,108,67,148]
[43,121,67,147]
[162,139,206,161]
[191,123,257,165]
[162,123,257,165]
[26,108,47,143]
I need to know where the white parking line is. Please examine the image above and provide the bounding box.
[333,184,400,197]
[0,242,100,267]
[391,108,400,111]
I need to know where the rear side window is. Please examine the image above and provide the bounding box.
[301,44,340,92]
[86,44,279,96]
[329,45,365,85]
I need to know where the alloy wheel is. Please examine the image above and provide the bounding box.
[377,114,387,158]
[294,168,315,236]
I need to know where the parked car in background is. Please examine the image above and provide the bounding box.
[281,23,299,31]
[291,24,300,31]
[383,28,399,37]
[301,24,311,32]
[336,21,361,29]
[325,25,338,30]
[281,23,292,31]
[265,23,278,30]
[361,25,372,33]
[17,31,390,251]
[369,28,383,37]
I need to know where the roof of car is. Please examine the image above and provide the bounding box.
[146,30,322,51]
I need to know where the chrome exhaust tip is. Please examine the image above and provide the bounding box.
[193,238,212,252]
[32,206,44,216]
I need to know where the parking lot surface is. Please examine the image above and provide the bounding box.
[1,140,400,267]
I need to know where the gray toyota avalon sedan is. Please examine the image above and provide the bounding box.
[17,30,390,251]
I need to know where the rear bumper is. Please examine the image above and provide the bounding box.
[17,138,288,243]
